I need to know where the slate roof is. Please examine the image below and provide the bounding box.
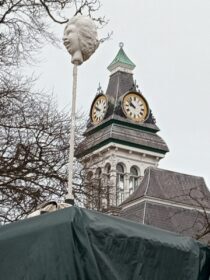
[120,167,210,241]
[121,167,210,208]
[106,70,136,101]
[76,122,169,157]
[120,202,145,222]
[120,201,210,242]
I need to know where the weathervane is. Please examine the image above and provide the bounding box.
[63,15,99,204]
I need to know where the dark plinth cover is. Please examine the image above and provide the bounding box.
[0,206,210,280]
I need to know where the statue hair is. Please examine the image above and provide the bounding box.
[67,15,99,62]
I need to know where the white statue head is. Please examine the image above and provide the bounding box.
[63,15,99,65]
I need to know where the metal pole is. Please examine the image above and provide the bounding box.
[66,64,78,204]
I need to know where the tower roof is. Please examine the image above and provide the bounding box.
[107,43,136,73]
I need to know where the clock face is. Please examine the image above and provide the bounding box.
[91,95,108,124]
[122,92,149,122]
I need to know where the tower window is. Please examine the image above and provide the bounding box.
[104,163,111,184]
[87,171,93,181]
[129,166,139,194]
[96,167,102,178]
[91,167,102,210]
[116,163,125,205]
[116,163,124,174]
[104,163,111,208]
[105,163,111,174]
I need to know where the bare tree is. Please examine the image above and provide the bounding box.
[166,187,210,244]
[0,74,86,223]
[0,0,110,223]
[0,0,107,66]
[72,158,115,212]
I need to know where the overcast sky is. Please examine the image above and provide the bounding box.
[26,0,210,186]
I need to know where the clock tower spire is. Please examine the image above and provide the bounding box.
[107,42,136,74]
[76,45,169,210]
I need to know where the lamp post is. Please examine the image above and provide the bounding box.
[65,64,78,204]
[63,15,99,204]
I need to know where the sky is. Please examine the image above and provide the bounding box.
[26,0,210,186]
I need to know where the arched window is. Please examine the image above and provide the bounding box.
[104,163,111,208]
[129,166,139,194]
[96,167,102,178]
[104,163,111,184]
[105,163,111,174]
[87,171,93,181]
[92,167,102,210]
[116,163,125,205]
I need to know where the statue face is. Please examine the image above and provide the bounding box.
[63,15,99,65]
[63,23,83,65]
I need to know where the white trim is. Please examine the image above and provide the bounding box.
[84,142,164,159]
[144,168,151,195]
[142,201,147,224]
[108,154,156,165]
[109,66,134,75]
[122,196,210,213]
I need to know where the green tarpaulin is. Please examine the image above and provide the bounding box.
[0,206,210,280]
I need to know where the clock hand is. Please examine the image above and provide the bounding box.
[129,101,136,109]
[95,106,101,111]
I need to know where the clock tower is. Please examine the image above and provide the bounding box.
[76,44,169,210]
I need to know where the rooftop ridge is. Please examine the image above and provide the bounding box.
[147,166,205,180]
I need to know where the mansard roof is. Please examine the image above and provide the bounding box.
[121,167,210,209]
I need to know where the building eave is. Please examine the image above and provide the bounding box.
[75,137,168,158]
[121,195,210,213]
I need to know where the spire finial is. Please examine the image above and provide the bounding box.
[119,42,124,48]
[97,82,101,91]
[96,82,103,95]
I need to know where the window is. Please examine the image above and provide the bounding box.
[103,163,111,208]
[87,171,93,181]
[96,167,102,178]
[129,166,139,194]
[104,163,111,184]
[105,163,111,174]
[116,163,125,205]
[91,167,102,210]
